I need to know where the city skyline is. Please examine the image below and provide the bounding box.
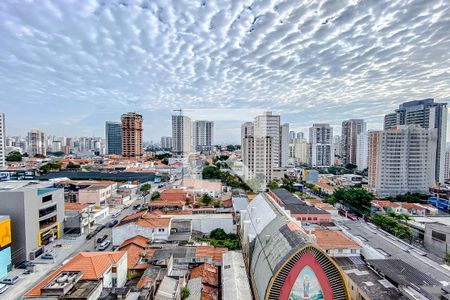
[1,1,449,142]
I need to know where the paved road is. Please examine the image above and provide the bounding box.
[343,220,450,284]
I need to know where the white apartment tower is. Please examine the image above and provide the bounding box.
[356,132,368,171]
[254,112,281,167]
[280,123,290,167]
[241,122,254,147]
[0,113,5,167]
[172,115,192,156]
[289,138,308,165]
[27,129,46,156]
[160,136,173,150]
[309,124,334,167]
[192,120,214,153]
[341,119,366,166]
[242,136,272,188]
[369,125,437,198]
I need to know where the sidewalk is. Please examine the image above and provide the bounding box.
[1,234,88,300]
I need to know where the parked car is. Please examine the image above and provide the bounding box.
[0,275,19,285]
[95,225,106,233]
[107,219,118,228]
[111,211,120,218]
[133,204,141,210]
[41,252,55,260]
[86,232,96,240]
[96,240,111,251]
[0,283,8,294]
[16,261,35,269]
[96,234,108,244]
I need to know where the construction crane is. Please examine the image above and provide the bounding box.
[173,108,183,116]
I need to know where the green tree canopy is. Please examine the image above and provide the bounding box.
[181,287,190,300]
[140,183,151,195]
[66,162,80,169]
[39,162,62,174]
[200,193,213,206]
[329,187,374,214]
[6,151,22,162]
[151,191,160,200]
[267,180,279,190]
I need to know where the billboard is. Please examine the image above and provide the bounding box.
[0,218,12,248]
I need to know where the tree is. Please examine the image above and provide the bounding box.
[181,287,190,300]
[329,187,374,214]
[267,180,279,190]
[140,183,151,195]
[200,193,213,206]
[151,191,160,200]
[202,165,221,179]
[210,228,227,240]
[66,162,80,169]
[39,162,62,174]
[161,158,169,165]
[444,252,450,265]
[6,151,22,162]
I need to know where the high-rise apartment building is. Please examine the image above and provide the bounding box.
[242,136,272,188]
[105,121,122,155]
[289,131,296,141]
[384,99,447,183]
[444,149,450,180]
[289,138,308,165]
[121,112,143,159]
[356,132,368,171]
[241,122,254,147]
[160,136,173,150]
[341,119,366,166]
[368,125,437,197]
[172,114,192,156]
[309,124,333,167]
[0,113,5,167]
[333,135,342,161]
[296,132,304,139]
[192,120,214,153]
[254,112,281,167]
[27,129,46,156]
[280,123,290,167]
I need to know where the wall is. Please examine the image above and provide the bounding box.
[116,254,128,287]
[79,185,112,205]
[424,223,450,259]
[112,223,170,246]
[292,213,332,223]
[191,217,235,235]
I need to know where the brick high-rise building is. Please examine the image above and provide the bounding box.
[121,112,143,159]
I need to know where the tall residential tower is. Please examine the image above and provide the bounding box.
[105,121,122,155]
[192,120,214,153]
[121,112,143,159]
[172,114,192,156]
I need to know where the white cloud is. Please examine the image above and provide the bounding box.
[0,0,449,143]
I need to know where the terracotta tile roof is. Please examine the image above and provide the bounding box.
[372,200,399,208]
[190,263,219,300]
[400,202,423,210]
[163,210,193,215]
[119,244,146,270]
[120,235,150,248]
[313,230,360,250]
[25,251,126,297]
[135,217,171,228]
[64,202,89,211]
[149,199,185,207]
[195,246,227,263]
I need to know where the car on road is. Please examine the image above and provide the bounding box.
[41,252,55,260]
[0,275,19,285]
[0,283,8,294]
[16,261,35,269]
[111,211,120,218]
[107,219,118,228]
[86,232,96,240]
[133,204,142,210]
[96,240,111,251]
[97,234,108,244]
[95,225,106,233]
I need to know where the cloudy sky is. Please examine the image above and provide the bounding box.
[1,0,449,143]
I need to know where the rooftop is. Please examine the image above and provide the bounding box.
[313,229,361,249]
[64,203,90,211]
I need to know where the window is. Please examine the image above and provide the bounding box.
[158,228,165,232]
[431,230,446,242]
[112,278,117,287]
[351,249,357,254]
[112,267,117,273]
[42,195,52,203]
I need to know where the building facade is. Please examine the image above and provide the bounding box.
[192,120,214,153]
[289,138,308,165]
[242,136,273,190]
[121,112,143,158]
[309,124,334,167]
[341,119,366,166]
[254,111,281,167]
[105,121,122,155]
[369,125,437,197]
[172,115,192,156]
[384,99,447,183]
[0,181,64,264]
[240,122,254,148]
[27,129,46,156]
[160,136,173,150]
[280,123,290,167]
[0,113,5,167]
[0,215,12,276]
[356,131,368,171]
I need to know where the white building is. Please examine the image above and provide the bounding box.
[289,138,308,165]
[369,125,437,197]
[254,111,280,167]
[242,136,273,189]
[280,123,290,167]
[356,131,368,171]
[309,124,334,167]
[192,120,214,153]
[172,114,192,156]
[241,122,254,148]
[161,136,173,150]
[27,129,46,156]
[0,113,5,167]
[341,119,366,166]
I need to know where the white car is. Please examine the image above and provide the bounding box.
[96,240,111,251]
[111,212,120,218]
[0,283,8,294]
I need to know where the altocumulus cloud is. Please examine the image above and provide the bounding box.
[0,0,449,142]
